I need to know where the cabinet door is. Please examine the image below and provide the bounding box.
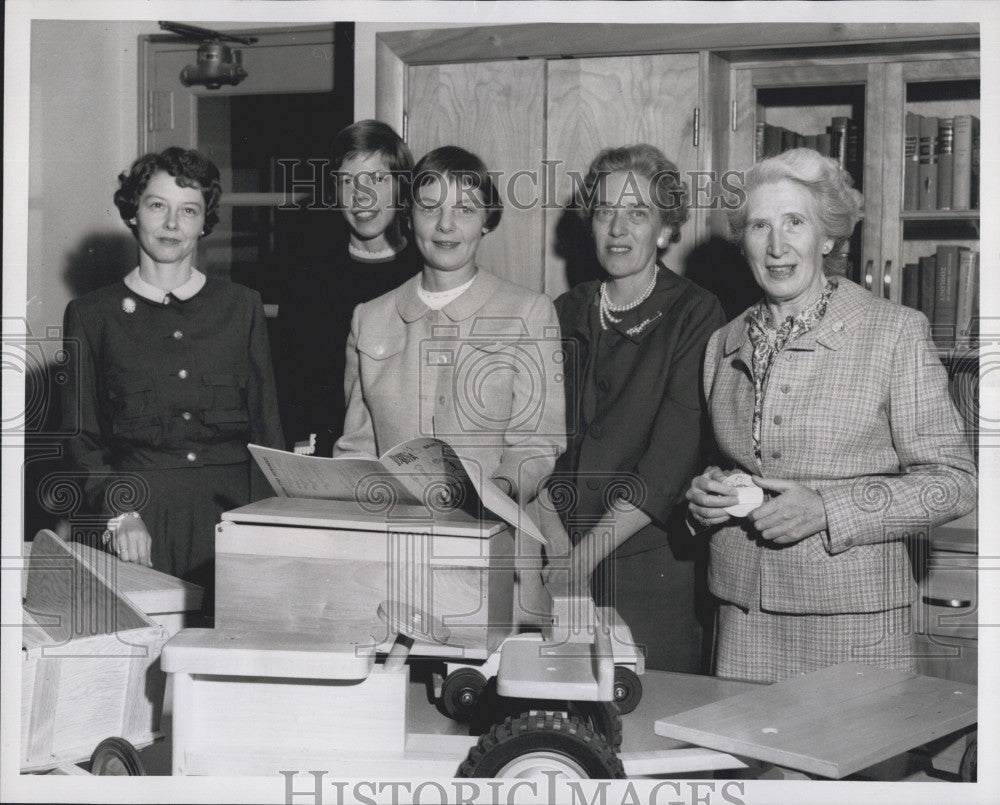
[878,57,980,304]
[726,61,882,290]
[545,54,701,296]
[407,60,546,292]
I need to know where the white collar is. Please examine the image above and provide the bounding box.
[124,267,207,303]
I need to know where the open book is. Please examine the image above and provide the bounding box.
[249,437,546,544]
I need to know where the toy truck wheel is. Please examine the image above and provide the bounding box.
[960,737,976,782]
[458,712,626,779]
[89,737,145,776]
[612,666,642,715]
[440,668,488,721]
[568,701,623,751]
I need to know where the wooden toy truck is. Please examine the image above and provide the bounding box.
[21,529,201,775]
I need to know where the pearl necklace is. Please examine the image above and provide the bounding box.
[599,265,659,331]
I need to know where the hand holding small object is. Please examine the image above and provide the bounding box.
[747,477,828,545]
[685,465,740,527]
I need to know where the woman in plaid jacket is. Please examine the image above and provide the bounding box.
[686,149,977,684]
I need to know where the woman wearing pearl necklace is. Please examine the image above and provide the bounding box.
[544,144,726,673]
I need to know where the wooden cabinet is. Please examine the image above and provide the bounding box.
[406,53,703,296]
[720,49,979,300]
[381,25,978,298]
[407,60,545,294]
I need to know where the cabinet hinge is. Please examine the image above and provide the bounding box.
[731,99,738,132]
[402,112,409,144]
[693,107,700,147]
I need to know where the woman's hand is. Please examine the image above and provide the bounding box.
[107,513,153,567]
[747,477,828,545]
[685,466,739,528]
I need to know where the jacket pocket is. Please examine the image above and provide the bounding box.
[357,330,406,361]
[202,373,247,411]
[108,379,162,443]
[201,374,250,436]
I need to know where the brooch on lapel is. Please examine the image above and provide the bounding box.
[121,297,136,314]
[626,311,662,337]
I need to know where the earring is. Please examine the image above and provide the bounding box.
[128,218,137,226]
[657,237,667,249]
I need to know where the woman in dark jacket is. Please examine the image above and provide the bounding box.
[544,144,726,672]
[62,147,284,612]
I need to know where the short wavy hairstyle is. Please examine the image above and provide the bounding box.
[728,147,864,274]
[114,147,222,236]
[577,144,690,245]
[410,146,503,233]
[331,119,414,207]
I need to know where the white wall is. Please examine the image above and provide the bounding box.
[27,20,159,338]
[24,19,470,338]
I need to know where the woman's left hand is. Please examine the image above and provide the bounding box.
[747,477,828,545]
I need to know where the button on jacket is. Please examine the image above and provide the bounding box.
[703,278,977,615]
[62,274,284,587]
[335,270,565,501]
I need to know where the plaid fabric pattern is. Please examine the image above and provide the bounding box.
[747,280,836,463]
[703,279,976,622]
[715,601,916,684]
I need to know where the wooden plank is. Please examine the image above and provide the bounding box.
[375,35,406,132]
[66,542,203,616]
[380,24,978,66]
[221,496,504,538]
[24,530,151,641]
[25,656,61,766]
[544,53,702,294]
[654,662,977,778]
[407,59,546,292]
[160,628,376,679]
[181,666,408,760]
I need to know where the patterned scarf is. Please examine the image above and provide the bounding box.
[746,279,837,463]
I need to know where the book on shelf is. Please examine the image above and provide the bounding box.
[918,254,937,324]
[755,121,766,161]
[248,436,546,543]
[955,250,979,349]
[781,128,798,152]
[932,245,969,349]
[829,116,849,169]
[952,115,975,211]
[763,123,783,158]
[816,132,832,159]
[901,262,920,311]
[845,119,861,186]
[936,118,955,211]
[903,112,920,211]
[918,115,939,211]
[970,116,980,209]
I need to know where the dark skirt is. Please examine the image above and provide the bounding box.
[137,461,253,615]
[591,542,711,674]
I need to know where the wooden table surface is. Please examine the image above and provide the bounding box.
[654,662,977,779]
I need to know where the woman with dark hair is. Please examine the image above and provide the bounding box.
[62,147,284,612]
[543,144,726,673]
[276,119,421,455]
[335,145,564,508]
[686,148,977,683]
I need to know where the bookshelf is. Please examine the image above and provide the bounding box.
[723,49,981,457]
[727,61,878,286]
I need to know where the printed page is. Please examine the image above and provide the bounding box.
[381,437,547,544]
[248,444,419,503]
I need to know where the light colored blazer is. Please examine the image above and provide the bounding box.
[335,270,566,502]
[703,278,976,614]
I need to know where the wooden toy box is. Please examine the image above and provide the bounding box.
[20,530,201,772]
[214,497,514,658]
